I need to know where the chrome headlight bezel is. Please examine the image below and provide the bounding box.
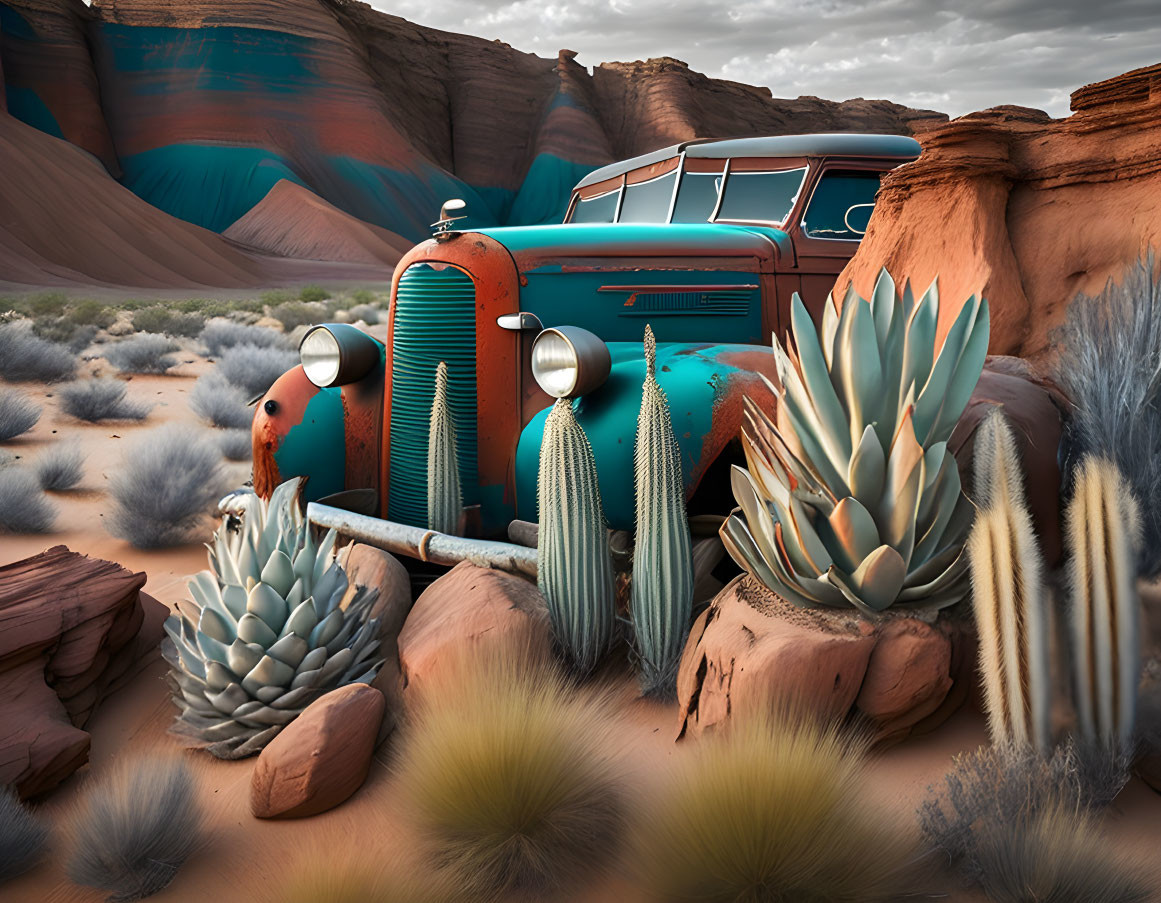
[299,324,382,388]
[531,326,611,399]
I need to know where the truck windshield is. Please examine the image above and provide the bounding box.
[570,188,620,223]
[670,172,723,223]
[801,171,882,239]
[715,167,807,225]
[618,171,677,222]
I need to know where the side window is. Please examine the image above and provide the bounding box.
[802,171,883,240]
[670,172,723,223]
[715,167,807,225]
[618,170,677,223]
[569,188,620,224]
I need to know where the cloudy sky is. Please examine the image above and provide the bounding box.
[369,0,1159,118]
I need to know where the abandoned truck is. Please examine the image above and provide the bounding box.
[251,133,922,567]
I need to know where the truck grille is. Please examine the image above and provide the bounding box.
[388,263,479,527]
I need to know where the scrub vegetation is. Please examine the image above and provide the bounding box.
[66,758,203,902]
[131,305,205,338]
[218,428,252,461]
[0,389,41,441]
[0,468,57,533]
[0,321,76,382]
[107,425,225,548]
[102,334,181,374]
[35,442,85,491]
[58,379,151,423]
[216,344,298,398]
[199,320,288,357]
[189,372,252,430]
[0,787,49,884]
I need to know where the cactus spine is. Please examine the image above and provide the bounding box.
[427,361,462,535]
[1065,456,1142,750]
[631,326,694,697]
[536,397,617,675]
[968,409,1051,751]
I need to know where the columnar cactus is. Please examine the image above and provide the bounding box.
[537,398,617,675]
[427,361,462,535]
[163,479,384,758]
[1065,456,1143,750]
[631,326,694,697]
[967,409,1051,752]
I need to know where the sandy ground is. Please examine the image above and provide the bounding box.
[2,359,1161,903]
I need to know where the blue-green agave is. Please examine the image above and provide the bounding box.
[537,397,617,675]
[721,269,990,614]
[163,479,384,758]
[631,326,694,696]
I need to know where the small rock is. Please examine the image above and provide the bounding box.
[254,315,283,331]
[331,309,352,323]
[397,562,550,711]
[250,683,385,819]
[105,313,135,337]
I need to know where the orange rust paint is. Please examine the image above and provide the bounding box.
[252,367,319,499]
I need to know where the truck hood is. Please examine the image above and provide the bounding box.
[472,222,790,272]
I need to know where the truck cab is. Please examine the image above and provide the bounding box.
[252,133,921,543]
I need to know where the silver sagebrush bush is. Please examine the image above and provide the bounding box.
[0,389,40,440]
[103,334,180,374]
[59,379,150,423]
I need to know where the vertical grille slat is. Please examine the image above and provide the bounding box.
[388,264,478,527]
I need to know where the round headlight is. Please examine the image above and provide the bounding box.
[300,326,342,388]
[299,324,382,389]
[531,326,611,399]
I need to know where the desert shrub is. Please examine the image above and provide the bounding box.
[270,301,326,331]
[633,709,919,903]
[173,298,232,317]
[107,425,225,548]
[396,642,625,899]
[0,786,49,883]
[348,303,382,325]
[66,324,100,353]
[188,372,252,429]
[66,299,116,329]
[348,288,377,306]
[280,842,454,903]
[35,442,84,491]
[67,758,202,901]
[0,389,40,440]
[218,429,252,461]
[0,322,76,382]
[131,305,205,338]
[1055,254,1161,577]
[216,344,298,398]
[260,289,295,306]
[59,379,150,423]
[299,285,329,304]
[199,319,287,357]
[102,334,180,374]
[920,741,1132,895]
[0,468,57,533]
[24,292,68,317]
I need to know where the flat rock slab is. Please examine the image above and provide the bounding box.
[396,561,550,712]
[0,546,165,797]
[677,576,972,746]
[250,683,385,818]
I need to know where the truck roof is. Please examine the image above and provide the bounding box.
[574,133,922,190]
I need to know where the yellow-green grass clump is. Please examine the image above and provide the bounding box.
[633,710,921,902]
[395,642,625,900]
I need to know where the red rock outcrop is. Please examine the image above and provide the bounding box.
[224,179,412,267]
[0,545,167,798]
[838,63,1161,361]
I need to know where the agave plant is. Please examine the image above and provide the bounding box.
[163,479,384,758]
[721,269,989,614]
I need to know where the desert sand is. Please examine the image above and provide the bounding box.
[1,359,1160,903]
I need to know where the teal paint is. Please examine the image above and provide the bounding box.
[4,85,62,138]
[119,144,306,232]
[516,341,758,530]
[97,23,315,94]
[476,221,791,255]
[273,388,347,503]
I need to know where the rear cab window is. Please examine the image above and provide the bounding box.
[801,170,883,239]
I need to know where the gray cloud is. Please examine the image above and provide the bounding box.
[368,0,1160,117]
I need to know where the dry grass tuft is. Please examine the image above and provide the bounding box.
[200,319,287,357]
[216,344,298,398]
[107,425,225,548]
[0,468,57,533]
[0,389,40,441]
[35,441,84,491]
[633,710,921,902]
[218,428,252,461]
[0,321,76,382]
[66,758,203,902]
[102,334,180,374]
[0,786,49,883]
[189,372,252,429]
[279,860,454,903]
[59,380,151,423]
[396,641,625,900]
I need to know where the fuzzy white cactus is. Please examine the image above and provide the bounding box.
[968,409,1051,752]
[536,397,617,675]
[427,361,462,535]
[631,326,693,697]
[1065,456,1143,750]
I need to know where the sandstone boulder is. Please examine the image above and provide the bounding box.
[0,546,166,797]
[250,683,385,819]
[396,562,550,711]
[676,576,973,745]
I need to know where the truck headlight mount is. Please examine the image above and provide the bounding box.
[531,326,611,399]
[300,324,381,388]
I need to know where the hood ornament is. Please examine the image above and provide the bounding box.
[431,198,468,241]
